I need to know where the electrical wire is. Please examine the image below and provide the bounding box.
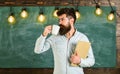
[116,12,120,17]
[108,0,114,11]
[93,0,98,4]
[108,0,120,17]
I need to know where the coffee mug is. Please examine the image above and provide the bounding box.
[52,25,60,35]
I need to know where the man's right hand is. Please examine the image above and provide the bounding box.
[42,25,52,37]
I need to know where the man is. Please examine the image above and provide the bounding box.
[34,8,95,74]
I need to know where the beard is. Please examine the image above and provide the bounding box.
[59,23,71,35]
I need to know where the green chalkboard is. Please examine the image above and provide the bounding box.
[0,6,116,68]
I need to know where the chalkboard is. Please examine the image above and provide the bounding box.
[0,6,116,68]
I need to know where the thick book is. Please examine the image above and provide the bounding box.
[71,41,91,66]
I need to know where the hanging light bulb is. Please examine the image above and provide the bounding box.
[37,7,46,23]
[53,7,59,17]
[8,13,16,24]
[95,5,102,16]
[20,8,28,18]
[8,7,16,24]
[38,12,46,23]
[75,9,80,19]
[107,11,115,21]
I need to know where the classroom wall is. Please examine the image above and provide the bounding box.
[0,6,116,68]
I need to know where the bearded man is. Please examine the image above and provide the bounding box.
[34,8,95,74]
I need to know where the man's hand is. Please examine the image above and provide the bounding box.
[70,52,81,65]
[42,25,52,37]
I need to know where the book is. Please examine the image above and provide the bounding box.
[71,41,91,66]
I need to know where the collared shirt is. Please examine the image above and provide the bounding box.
[34,30,95,74]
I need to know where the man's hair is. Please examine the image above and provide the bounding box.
[57,8,76,23]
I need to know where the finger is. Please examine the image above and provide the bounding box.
[46,26,52,31]
[46,26,52,32]
[48,25,52,29]
[74,52,79,56]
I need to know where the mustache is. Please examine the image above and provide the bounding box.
[59,24,65,28]
[59,24,62,26]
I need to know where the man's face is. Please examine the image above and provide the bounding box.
[58,14,71,35]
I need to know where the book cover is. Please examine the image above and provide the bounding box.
[71,41,91,66]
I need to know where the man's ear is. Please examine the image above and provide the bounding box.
[70,18,74,24]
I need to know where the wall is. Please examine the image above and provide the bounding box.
[0,6,116,68]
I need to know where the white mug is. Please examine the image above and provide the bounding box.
[52,25,60,35]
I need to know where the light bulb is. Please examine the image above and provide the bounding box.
[20,9,28,18]
[95,8,102,16]
[8,14,16,24]
[38,14,46,22]
[53,7,59,17]
[53,9,58,17]
[107,12,115,21]
[75,11,80,19]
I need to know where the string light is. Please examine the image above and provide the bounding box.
[5,0,119,24]
[20,8,28,18]
[93,0,102,16]
[8,13,16,24]
[53,7,59,17]
[75,9,80,19]
[8,7,16,24]
[75,1,80,19]
[107,11,115,21]
[95,5,102,16]
[107,0,115,21]
[38,13,46,22]
[37,7,46,23]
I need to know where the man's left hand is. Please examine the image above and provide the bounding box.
[70,52,81,64]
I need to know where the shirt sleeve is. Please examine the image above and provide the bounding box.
[79,46,95,67]
[34,35,51,54]
[79,34,95,67]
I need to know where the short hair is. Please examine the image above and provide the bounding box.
[57,8,76,23]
